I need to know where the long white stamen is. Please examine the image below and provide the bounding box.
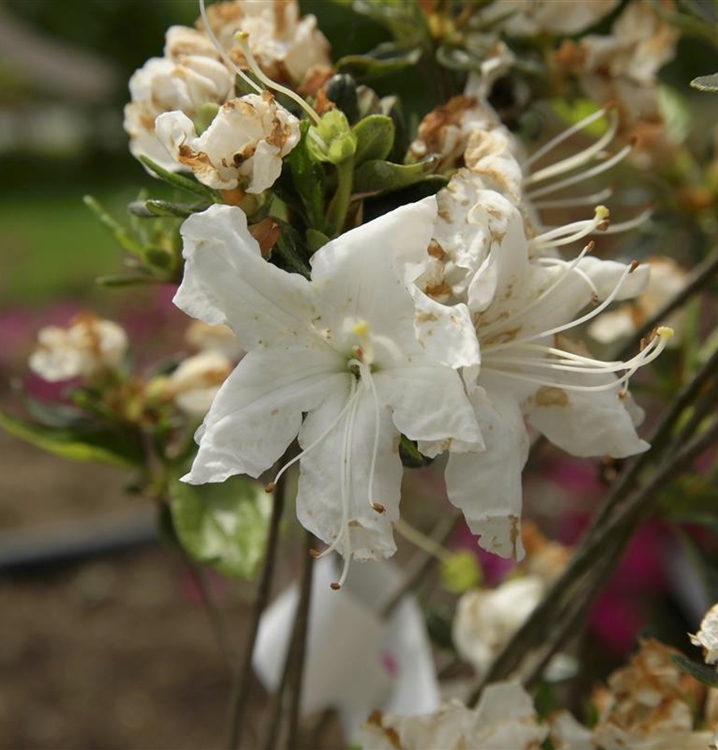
[535,256,599,297]
[530,206,609,250]
[601,208,653,235]
[199,0,263,94]
[267,377,358,491]
[359,362,384,514]
[483,328,671,394]
[320,376,363,588]
[533,187,614,210]
[525,110,620,185]
[485,261,637,354]
[234,31,321,124]
[481,241,595,340]
[487,336,666,376]
[526,106,614,167]
[526,143,633,200]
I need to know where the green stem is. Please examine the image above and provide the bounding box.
[325,159,354,237]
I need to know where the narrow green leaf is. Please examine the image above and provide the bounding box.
[671,654,718,688]
[285,121,326,229]
[84,195,144,258]
[273,222,312,277]
[128,199,212,218]
[353,114,395,166]
[353,157,437,194]
[336,47,422,80]
[96,275,165,288]
[139,155,216,199]
[306,228,329,254]
[168,474,272,578]
[0,409,143,468]
[399,435,433,468]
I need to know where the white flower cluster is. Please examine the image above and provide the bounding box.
[174,99,672,587]
[123,0,330,193]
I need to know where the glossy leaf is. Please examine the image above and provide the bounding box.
[169,474,272,578]
[353,114,394,166]
[336,46,422,81]
[139,155,216,199]
[671,654,718,688]
[691,73,718,92]
[128,199,212,218]
[353,157,437,194]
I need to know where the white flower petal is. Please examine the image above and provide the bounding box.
[174,204,315,349]
[310,198,438,359]
[445,383,529,559]
[296,386,401,561]
[374,366,482,454]
[184,346,343,483]
[525,371,649,458]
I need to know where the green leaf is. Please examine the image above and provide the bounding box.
[169,474,272,578]
[139,155,216,199]
[96,275,165,288]
[128,199,212,218]
[670,654,718,688]
[336,45,422,81]
[353,157,437,194]
[83,195,144,258]
[306,228,329,253]
[273,221,312,277]
[144,246,175,270]
[691,73,718,92]
[399,435,434,468]
[285,121,326,229]
[0,409,143,468]
[353,115,394,166]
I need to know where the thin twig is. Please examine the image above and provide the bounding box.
[263,531,316,750]
[285,530,316,750]
[226,474,287,750]
[469,415,718,704]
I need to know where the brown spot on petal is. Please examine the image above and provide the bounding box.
[535,386,569,407]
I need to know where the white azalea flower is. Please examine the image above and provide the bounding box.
[423,187,669,558]
[174,198,481,586]
[359,681,547,750]
[29,315,128,382]
[163,350,234,418]
[453,576,546,676]
[690,601,718,668]
[155,92,300,193]
[201,0,331,84]
[123,28,233,172]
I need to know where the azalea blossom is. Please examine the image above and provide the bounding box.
[162,350,234,418]
[555,1,679,136]
[29,314,128,382]
[690,601,718,668]
[421,180,669,558]
[592,639,711,750]
[200,0,331,87]
[123,26,234,172]
[359,681,547,750]
[174,198,481,586]
[155,91,300,193]
[477,0,619,37]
